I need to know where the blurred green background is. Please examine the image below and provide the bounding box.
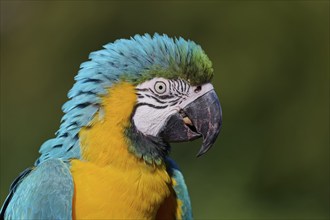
[1,1,329,219]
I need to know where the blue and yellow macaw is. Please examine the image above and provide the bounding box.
[1,33,222,219]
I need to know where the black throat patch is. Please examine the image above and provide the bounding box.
[124,121,171,165]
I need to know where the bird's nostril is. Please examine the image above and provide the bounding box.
[194,86,202,93]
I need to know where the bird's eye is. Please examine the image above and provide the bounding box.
[154,81,167,94]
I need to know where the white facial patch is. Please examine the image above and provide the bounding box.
[133,77,214,136]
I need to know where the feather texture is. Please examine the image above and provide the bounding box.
[3,159,73,219]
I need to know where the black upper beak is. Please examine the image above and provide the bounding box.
[184,90,222,156]
[159,89,222,156]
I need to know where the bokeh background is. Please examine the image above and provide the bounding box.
[1,1,329,219]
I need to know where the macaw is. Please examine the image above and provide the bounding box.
[0,33,222,220]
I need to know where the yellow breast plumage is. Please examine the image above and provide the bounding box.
[70,160,175,219]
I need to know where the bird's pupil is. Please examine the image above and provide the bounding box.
[159,85,163,90]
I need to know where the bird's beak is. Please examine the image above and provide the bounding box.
[159,89,222,156]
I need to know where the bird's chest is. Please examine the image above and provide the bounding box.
[70,160,174,220]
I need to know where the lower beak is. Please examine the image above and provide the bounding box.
[159,89,222,156]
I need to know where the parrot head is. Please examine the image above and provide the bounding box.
[131,77,221,158]
[37,33,222,166]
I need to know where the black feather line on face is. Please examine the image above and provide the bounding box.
[178,79,184,92]
[148,89,175,100]
[136,88,149,92]
[168,80,173,95]
[144,94,168,104]
[135,102,168,109]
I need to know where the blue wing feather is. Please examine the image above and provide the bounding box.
[166,158,193,220]
[1,159,73,220]
[0,168,32,220]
